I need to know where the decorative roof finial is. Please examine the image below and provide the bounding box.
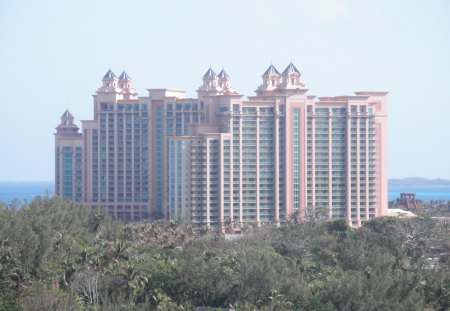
[203,67,217,78]
[103,69,116,79]
[263,64,280,76]
[218,69,230,79]
[282,62,300,75]
[119,70,131,80]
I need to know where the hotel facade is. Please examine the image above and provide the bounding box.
[55,64,388,228]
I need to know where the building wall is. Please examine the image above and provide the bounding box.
[148,91,205,218]
[55,66,387,227]
[168,136,193,222]
[166,79,387,230]
[221,102,283,226]
[55,137,83,202]
[304,100,383,226]
[86,100,151,221]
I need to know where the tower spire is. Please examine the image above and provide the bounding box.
[55,109,79,135]
[282,62,300,74]
[280,62,305,89]
[263,64,280,76]
[203,67,217,78]
[119,70,131,80]
[103,69,116,79]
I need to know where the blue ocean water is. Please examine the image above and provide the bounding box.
[0,182,449,204]
[388,186,450,201]
[0,181,54,204]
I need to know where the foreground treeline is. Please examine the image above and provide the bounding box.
[0,197,449,310]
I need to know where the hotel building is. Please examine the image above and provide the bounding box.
[55,64,388,228]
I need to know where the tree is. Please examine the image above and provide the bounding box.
[72,269,100,305]
[0,270,19,311]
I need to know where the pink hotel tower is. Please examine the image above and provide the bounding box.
[55,63,388,229]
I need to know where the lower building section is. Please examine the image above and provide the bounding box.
[167,91,388,230]
[55,110,83,202]
[85,203,150,222]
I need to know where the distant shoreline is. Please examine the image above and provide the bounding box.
[0,180,449,204]
[0,181,54,204]
[388,178,450,201]
[389,177,450,187]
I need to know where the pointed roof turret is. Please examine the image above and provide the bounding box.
[263,64,280,76]
[218,69,230,79]
[61,109,74,119]
[282,62,300,74]
[117,70,137,98]
[56,109,80,136]
[103,69,116,79]
[203,68,217,78]
[119,70,131,80]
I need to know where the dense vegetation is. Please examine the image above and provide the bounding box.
[0,197,449,310]
[419,200,450,217]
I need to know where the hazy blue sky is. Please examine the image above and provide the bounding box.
[0,0,449,181]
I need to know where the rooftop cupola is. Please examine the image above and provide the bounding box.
[100,69,119,92]
[55,109,80,136]
[119,70,131,81]
[255,64,282,95]
[262,64,281,88]
[96,69,138,99]
[282,62,300,75]
[218,69,230,80]
[118,70,138,99]
[263,64,280,76]
[61,109,74,125]
[280,62,306,89]
[203,67,217,79]
[217,69,236,93]
[199,67,219,92]
[103,69,116,79]
[118,70,132,89]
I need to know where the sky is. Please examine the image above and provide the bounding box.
[0,0,449,181]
